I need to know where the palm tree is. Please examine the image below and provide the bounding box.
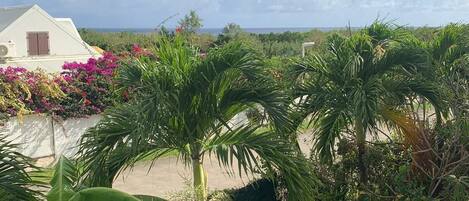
[293,23,442,191]
[428,24,469,119]
[0,135,42,200]
[78,36,318,200]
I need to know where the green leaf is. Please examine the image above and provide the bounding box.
[0,135,42,201]
[134,195,168,201]
[68,187,141,201]
[47,156,78,201]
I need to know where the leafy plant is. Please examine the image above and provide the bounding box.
[78,36,319,201]
[47,156,141,201]
[0,135,42,201]
[293,22,442,196]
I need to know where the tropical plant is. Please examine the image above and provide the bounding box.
[178,10,203,34]
[0,67,64,119]
[293,22,442,195]
[0,135,42,201]
[78,36,319,201]
[428,24,469,119]
[47,156,141,201]
[56,52,119,118]
[221,23,244,38]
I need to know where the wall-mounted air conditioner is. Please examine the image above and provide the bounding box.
[0,42,16,58]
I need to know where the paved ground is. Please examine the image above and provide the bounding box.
[112,133,315,199]
[112,156,254,199]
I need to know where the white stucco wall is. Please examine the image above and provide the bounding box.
[0,114,101,160]
[1,114,54,158]
[53,115,102,158]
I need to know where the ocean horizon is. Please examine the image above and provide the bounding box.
[84,27,358,35]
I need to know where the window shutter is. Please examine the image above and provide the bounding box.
[37,32,49,55]
[27,33,39,56]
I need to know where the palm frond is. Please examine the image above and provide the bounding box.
[0,135,42,200]
[203,126,320,201]
[78,104,178,187]
[47,156,78,201]
[313,109,348,163]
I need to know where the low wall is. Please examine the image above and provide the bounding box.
[0,114,101,159]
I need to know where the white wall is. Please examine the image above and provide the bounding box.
[53,115,102,158]
[2,114,54,158]
[0,114,101,160]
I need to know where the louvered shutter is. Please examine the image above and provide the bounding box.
[37,32,49,55]
[27,33,39,56]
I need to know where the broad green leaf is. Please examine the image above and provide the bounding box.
[68,187,141,201]
[134,195,168,201]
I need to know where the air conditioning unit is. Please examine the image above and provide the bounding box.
[0,42,16,58]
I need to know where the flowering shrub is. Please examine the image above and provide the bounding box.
[131,44,152,57]
[56,52,119,118]
[0,67,64,119]
[0,52,120,119]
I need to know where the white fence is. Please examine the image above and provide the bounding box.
[1,114,101,159]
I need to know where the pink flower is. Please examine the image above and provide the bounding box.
[176,26,183,33]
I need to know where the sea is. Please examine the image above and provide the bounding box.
[87,27,354,35]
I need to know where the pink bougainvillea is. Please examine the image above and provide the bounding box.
[0,67,64,117]
[57,52,119,117]
[0,52,121,119]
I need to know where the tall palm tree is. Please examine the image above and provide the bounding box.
[0,135,42,200]
[293,23,442,190]
[78,36,318,200]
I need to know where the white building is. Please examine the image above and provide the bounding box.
[0,5,100,72]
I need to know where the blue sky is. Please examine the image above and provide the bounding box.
[1,0,469,28]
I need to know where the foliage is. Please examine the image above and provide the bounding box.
[0,135,43,201]
[47,156,141,201]
[428,24,469,119]
[222,23,243,38]
[55,52,119,118]
[79,29,160,53]
[312,138,432,200]
[220,178,278,201]
[0,53,119,120]
[78,35,319,201]
[0,67,64,119]
[293,22,443,196]
[178,10,203,34]
[47,156,80,201]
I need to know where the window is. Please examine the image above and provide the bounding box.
[27,32,49,56]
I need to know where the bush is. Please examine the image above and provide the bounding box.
[0,53,120,119]
[55,52,119,118]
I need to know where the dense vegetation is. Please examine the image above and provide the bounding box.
[0,10,468,201]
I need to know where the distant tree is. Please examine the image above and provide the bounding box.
[222,23,243,37]
[178,10,202,34]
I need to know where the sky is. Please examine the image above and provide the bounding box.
[1,0,469,28]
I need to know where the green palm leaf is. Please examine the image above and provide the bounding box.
[0,135,42,201]
[47,156,79,201]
